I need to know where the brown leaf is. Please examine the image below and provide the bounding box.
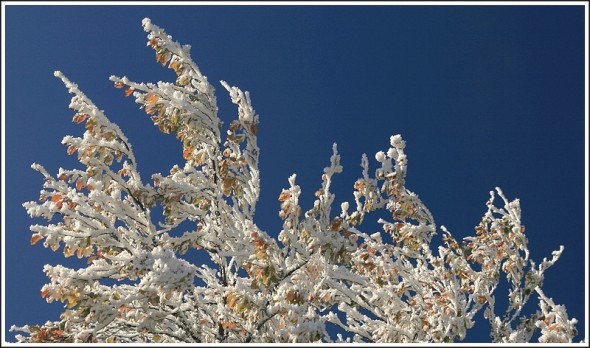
[31,234,43,245]
[73,113,89,124]
[41,288,50,299]
[278,191,291,202]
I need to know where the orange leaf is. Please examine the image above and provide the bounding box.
[183,147,192,160]
[278,191,291,202]
[67,146,77,155]
[124,87,134,97]
[51,329,64,338]
[250,124,257,135]
[87,255,97,264]
[41,288,50,299]
[31,234,43,245]
[156,51,168,66]
[113,81,125,89]
[51,194,63,203]
[72,113,89,124]
[145,93,158,105]
[76,179,84,191]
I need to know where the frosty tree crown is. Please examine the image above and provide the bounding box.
[11,18,577,343]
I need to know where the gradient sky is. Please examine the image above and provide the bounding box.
[2,3,587,343]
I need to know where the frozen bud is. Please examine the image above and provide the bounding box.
[341,202,349,214]
[375,151,386,163]
[142,17,152,30]
[387,147,398,160]
[390,134,405,149]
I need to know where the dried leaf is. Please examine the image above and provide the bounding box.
[124,87,134,97]
[40,288,50,299]
[31,234,43,245]
[145,93,158,105]
[278,191,291,202]
[51,194,63,203]
[72,113,89,124]
[329,218,342,231]
[183,147,192,160]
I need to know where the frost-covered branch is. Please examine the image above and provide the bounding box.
[12,17,578,344]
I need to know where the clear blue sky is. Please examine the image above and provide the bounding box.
[2,3,587,343]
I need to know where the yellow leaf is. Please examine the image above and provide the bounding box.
[66,294,78,308]
[64,246,76,258]
[169,60,182,73]
[226,292,237,308]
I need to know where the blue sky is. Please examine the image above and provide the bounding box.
[2,3,587,343]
